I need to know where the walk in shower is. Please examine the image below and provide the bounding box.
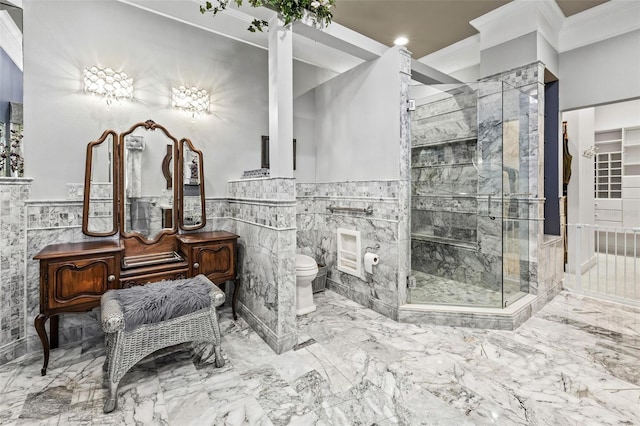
[409,82,532,309]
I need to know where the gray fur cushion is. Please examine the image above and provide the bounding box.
[111,275,211,331]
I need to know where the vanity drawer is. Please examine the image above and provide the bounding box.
[120,268,189,288]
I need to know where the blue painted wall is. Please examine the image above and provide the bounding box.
[0,47,23,137]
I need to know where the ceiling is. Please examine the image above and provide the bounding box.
[331,0,610,58]
[0,1,22,31]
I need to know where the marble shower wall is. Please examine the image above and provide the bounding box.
[410,85,504,292]
[0,179,31,364]
[228,177,297,354]
[296,181,403,319]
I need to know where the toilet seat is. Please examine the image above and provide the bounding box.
[295,254,318,273]
[295,254,318,316]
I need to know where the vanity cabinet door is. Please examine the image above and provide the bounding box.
[191,241,235,283]
[44,255,118,312]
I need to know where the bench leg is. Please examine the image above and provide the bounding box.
[104,380,119,413]
[214,344,225,368]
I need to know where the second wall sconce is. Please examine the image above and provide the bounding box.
[83,66,133,104]
[171,85,210,117]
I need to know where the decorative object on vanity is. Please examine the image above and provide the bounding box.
[171,85,210,118]
[101,274,226,413]
[34,120,240,376]
[200,0,335,33]
[83,65,133,105]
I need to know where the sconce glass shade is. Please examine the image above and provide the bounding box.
[172,86,210,116]
[83,66,133,102]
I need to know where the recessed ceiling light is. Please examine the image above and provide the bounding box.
[394,36,409,46]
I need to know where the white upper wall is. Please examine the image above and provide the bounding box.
[313,47,402,182]
[594,98,640,131]
[293,89,317,182]
[480,31,539,78]
[24,0,269,200]
[560,29,640,111]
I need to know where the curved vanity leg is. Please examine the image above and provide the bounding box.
[34,314,50,376]
[231,279,239,320]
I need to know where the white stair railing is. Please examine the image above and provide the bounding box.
[565,223,640,307]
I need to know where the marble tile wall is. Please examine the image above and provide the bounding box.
[0,178,31,365]
[296,180,403,319]
[229,177,297,354]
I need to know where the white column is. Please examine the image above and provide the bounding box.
[268,16,294,178]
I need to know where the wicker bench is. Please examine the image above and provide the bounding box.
[100,274,226,413]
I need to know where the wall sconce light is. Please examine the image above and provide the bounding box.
[83,66,133,104]
[171,85,210,117]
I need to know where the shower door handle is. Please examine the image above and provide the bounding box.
[487,195,495,220]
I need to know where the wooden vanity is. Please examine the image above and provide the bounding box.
[34,120,240,376]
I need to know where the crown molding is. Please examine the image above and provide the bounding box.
[560,0,640,52]
[470,0,564,52]
[0,10,22,71]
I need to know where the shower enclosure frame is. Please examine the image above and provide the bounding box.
[407,81,534,310]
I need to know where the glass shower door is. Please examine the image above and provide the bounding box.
[501,82,532,307]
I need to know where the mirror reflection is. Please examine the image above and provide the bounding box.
[0,3,23,178]
[85,131,117,235]
[122,126,176,240]
[181,139,204,228]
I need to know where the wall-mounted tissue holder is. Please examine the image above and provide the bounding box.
[337,228,361,277]
[363,252,379,274]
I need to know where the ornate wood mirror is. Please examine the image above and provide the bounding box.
[179,138,205,230]
[83,130,118,236]
[82,120,207,256]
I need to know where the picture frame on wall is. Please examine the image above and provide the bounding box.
[261,136,296,170]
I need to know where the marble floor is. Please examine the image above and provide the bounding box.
[1,290,639,425]
[408,270,527,308]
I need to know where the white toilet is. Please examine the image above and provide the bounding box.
[295,254,318,315]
